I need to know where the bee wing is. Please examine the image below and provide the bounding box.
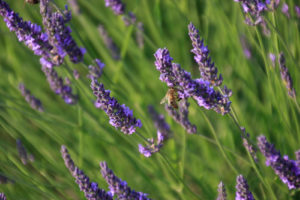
[160,94,168,104]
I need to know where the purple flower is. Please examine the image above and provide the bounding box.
[165,99,197,134]
[98,25,120,60]
[122,12,136,26]
[0,0,55,67]
[234,0,267,26]
[269,53,276,67]
[295,6,300,18]
[278,52,296,98]
[296,150,300,168]
[61,146,113,200]
[154,48,231,115]
[16,139,29,165]
[104,0,125,15]
[281,3,290,18]
[73,69,80,80]
[91,79,142,134]
[139,106,172,157]
[100,161,151,199]
[188,22,223,86]
[42,64,78,104]
[68,0,80,15]
[235,175,255,200]
[240,35,251,59]
[88,59,105,79]
[266,0,280,10]
[40,0,85,64]
[240,127,257,162]
[257,135,300,189]
[0,193,6,200]
[217,181,227,200]
[19,83,44,112]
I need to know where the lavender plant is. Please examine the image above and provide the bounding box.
[19,83,44,112]
[216,181,227,200]
[0,193,6,200]
[278,52,296,98]
[100,161,151,200]
[257,135,300,189]
[91,78,142,134]
[104,0,125,15]
[235,175,255,200]
[61,145,113,200]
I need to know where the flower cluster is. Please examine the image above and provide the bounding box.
[104,0,125,15]
[188,22,223,86]
[61,145,113,200]
[165,99,197,134]
[98,25,120,60]
[154,48,231,115]
[217,181,227,200]
[235,175,255,200]
[278,52,296,98]
[19,83,44,112]
[100,161,151,200]
[0,0,55,66]
[88,59,105,80]
[257,135,300,189]
[0,193,6,200]
[16,139,34,165]
[42,64,77,104]
[139,106,172,157]
[40,0,85,65]
[91,79,142,134]
[234,0,267,26]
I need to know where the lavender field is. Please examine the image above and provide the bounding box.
[0,0,300,199]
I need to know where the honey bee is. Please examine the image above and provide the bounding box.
[25,0,40,5]
[160,87,181,109]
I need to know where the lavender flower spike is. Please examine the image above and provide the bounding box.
[139,106,172,157]
[235,175,255,200]
[295,6,300,18]
[16,139,28,165]
[281,3,290,18]
[40,0,85,64]
[0,193,6,200]
[19,83,44,112]
[91,79,142,134]
[61,146,113,200]
[154,48,231,115]
[278,52,296,98]
[0,0,55,67]
[42,64,78,104]
[104,0,125,15]
[88,59,105,80]
[217,181,227,200]
[100,161,151,200]
[188,22,223,86]
[257,135,300,189]
[165,99,197,134]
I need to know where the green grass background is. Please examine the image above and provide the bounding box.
[0,0,300,199]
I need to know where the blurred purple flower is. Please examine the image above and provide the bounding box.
[188,22,223,86]
[240,127,258,162]
[68,0,80,15]
[16,139,29,165]
[98,25,120,60]
[257,135,300,189]
[266,0,280,11]
[235,175,255,200]
[217,181,227,200]
[278,52,296,98]
[154,48,231,115]
[100,161,151,199]
[0,193,6,200]
[42,64,78,104]
[295,150,300,168]
[269,53,276,67]
[295,6,300,18]
[91,79,142,134]
[88,59,105,80]
[19,83,44,112]
[122,12,136,26]
[240,35,252,59]
[281,3,290,18]
[61,146,113,200]
[40,0,85,64]
[139,106,172,157]
[73,69,80,80]
[104,0,125,15]
[0,0,56,67]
